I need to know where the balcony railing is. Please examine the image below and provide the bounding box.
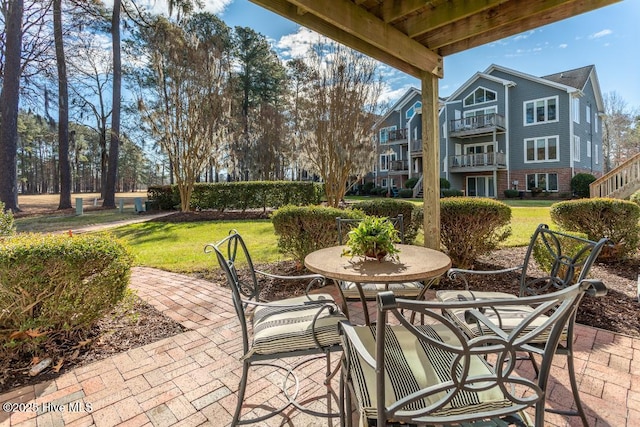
[383,128,408,143]
[449,113,506,137]
[410,139,422,153]
[449,152,506,170]
[389,159,409,172]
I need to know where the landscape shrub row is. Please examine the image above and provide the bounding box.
[550,198,640,261]
[271,199,419,265]
[0,233,134,352]
[148,181,324,211]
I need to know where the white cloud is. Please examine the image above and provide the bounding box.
[276,27,332,59]
[558,43,568,49]
[589,29,613,39]
[513,30,536,41]
[101,0,232,17]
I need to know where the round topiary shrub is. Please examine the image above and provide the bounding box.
[550,198,640,261]
[398,189,413,198]
[404,177,418,189]
[630,190,640,207]
[350,199,419,243]
[571,173,596,198]
[0,233,134,340]
[271,205,365,265]
[440,197,512,269]
[504,189,519,199]
[440,178,451,190]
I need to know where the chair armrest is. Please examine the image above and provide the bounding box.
[448,265,523,290]
[339,321,376,369]
[241,297,338,311]
[580,279,607,297]
[255,269,327,299]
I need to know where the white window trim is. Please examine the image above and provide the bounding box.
[463,86,497,107]
[595,144,599,164]
[379,125,397,144]
[586,105,591,124]
[526,173,559,192]
[524,135,560,163]
[573,135,581,162]
[587,140,592,158]
[523,96,559,126]
[573,98,580,124]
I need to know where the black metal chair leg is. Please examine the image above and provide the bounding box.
[232,361,250,426]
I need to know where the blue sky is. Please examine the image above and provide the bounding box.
[211,0,639,110]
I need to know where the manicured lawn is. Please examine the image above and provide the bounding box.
[112,220,283,272]
[112,203,553,271]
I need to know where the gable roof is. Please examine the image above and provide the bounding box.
[542,65,595,90]
[444,71,515,103]
[376,87,421,125]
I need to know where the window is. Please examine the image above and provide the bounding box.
[379,152,396,171]
[405,101,422,119]
[587,140,591,158]
[466,176,495,197]
[379,126,397,144]
[573,135,581,161]
[595,144,599,164]
[381,178,388,188]
[463,107,497,128]
[586,105,591,124]
[524,136,559,162]
[573,98,580,123]
[527,173,558,192]
[464,87,496,106]
[524,96,558,125]
[595,115,599,133]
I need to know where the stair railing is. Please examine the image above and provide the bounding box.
[590,152,640,199]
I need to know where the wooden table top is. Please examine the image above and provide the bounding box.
[304,244,452,283]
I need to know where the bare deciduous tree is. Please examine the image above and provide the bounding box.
[293,42,382,207]
[135,14,231,211]
[602,91,636,172]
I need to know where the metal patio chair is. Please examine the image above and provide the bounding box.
[205,230,347,426]
[336,215,431,305]
[340,281,606,427]
[437,223,609,426]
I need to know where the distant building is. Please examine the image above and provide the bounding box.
[374,64,604,198]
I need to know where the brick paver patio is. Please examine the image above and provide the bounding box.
[1,267,638,426]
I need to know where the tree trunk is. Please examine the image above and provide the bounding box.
[54,0,71,209]
[104,0,121,208]
[0,0,24,212]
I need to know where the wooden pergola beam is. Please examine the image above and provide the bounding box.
[286,0,443,78]
[417,0,617,54]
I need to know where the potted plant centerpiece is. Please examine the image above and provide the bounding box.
[341,216,400,262]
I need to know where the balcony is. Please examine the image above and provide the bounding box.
[449,152,506,172]
[449,113,506,138]
[389,159,409,173]
[410,139,422,154]
[383,128,408,143]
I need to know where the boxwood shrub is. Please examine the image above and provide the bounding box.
[0,233,134,344]
[439,197,511,268]
[271,205,365,265]
[149,181,324,212]
[550,198,640,261]
[349,199,419,243]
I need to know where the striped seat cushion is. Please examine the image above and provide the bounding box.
[251,294,346,356]
[344,323,514,423]
[436,290,561,343]
[341,281,424,299]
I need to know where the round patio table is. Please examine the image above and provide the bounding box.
[304,244,451,323]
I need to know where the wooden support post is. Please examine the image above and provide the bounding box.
[421,71,441,250]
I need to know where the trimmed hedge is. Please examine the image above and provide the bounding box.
[550,198,640,261]
[630,190,640,206]
[148,181,324,211]
[271,205,365,265]
[418,197,511,269]
[349,199,419,243]
[0,233,134,340]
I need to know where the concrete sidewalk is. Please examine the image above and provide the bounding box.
[1,267,638,426]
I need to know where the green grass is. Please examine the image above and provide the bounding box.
[109,205,551,271]
[15,209,141,233]
[111,220,283,272]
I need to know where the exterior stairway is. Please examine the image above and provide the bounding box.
[590,152,640,199]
